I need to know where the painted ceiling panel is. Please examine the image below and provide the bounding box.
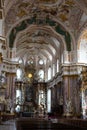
[3,0,87,63]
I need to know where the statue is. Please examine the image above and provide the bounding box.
[65,99,73,116]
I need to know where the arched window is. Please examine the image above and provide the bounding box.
[27,59,34,65]
[53,63,55,77]
[39,69,44,81]
[19,59,23,64]
[16,68,22,80]
[47,89,51,112]
[48,66,51,80]
[39,59,44,65]
[57,59,59,72]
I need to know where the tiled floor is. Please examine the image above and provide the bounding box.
[0,120,16,130]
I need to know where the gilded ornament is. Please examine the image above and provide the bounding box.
[65,0,75,6]
[59,13,68,22]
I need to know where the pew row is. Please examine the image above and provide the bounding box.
[16,118,86,130]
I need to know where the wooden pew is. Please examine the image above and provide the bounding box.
[16,118,86,130]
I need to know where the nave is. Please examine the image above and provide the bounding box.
[1,1,87,129]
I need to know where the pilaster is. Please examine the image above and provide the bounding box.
[62,64,82,117]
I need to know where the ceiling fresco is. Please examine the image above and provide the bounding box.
[2,0,87,61]
[9,16,71,51]
[5,0,76,33]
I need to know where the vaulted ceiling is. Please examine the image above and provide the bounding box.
[3,0,87,63]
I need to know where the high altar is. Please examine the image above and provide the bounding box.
[15,79,47,117]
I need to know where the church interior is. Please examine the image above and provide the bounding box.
[0,0,87,129]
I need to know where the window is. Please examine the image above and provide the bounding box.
[16,68,22,80]
[18,59,23,64]
[39,69,44,81]
[27,60,34,64]
[47,89,51,112]
[48,66,51,80]
[39,59,44,65]
[57,59,59,72]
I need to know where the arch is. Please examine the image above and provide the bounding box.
[14,25,65,54]
[8,16,72,51]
